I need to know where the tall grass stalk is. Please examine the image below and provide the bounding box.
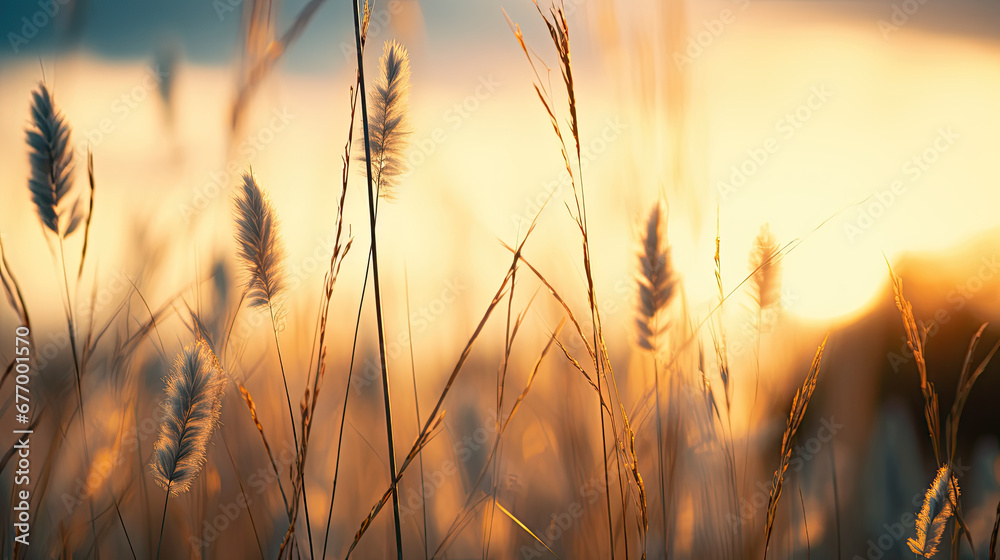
[711,210,742,553]
[889,266,993,557]
[26,82,100,554]
[743,224,781,496]
[635,202,677,554]
[321,7,370,556]
[404,267,430,560]
[762,338,825,558]
[351,0,404,556]
[504,3,634,555]
[346,215,548,556]
[232,171,314,556]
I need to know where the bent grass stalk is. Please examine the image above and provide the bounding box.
[763,337,826,559]
[346,209,549,556]
[889,266,987,556]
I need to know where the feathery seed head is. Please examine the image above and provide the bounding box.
[26,82,81,236]
[233,171,286,310]
[908,465,959,558]
[749,223,781,310]
[635,202,677,350]
[150,340,227,496]
[361,39,411,200]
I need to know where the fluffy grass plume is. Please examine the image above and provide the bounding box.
[634,201,677,555]
[635,201,677,350]
[26,82,82,236]
[749,223,781,310]
[364,39,411,200]
[908,465,958,558]
[233,171,286,310]
[150,340,227,495]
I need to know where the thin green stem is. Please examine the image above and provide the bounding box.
[652,349,668,558]
[322,249,371,559]
[57,237,100,555]
[270,305,314,559]
[155,482,171,560]
[322,200,380,558]
[404,267,429,560]
[352,0,404,557]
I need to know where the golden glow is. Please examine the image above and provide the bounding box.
[1,9,998,340]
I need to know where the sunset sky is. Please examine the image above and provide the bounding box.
[3,0,1000,325]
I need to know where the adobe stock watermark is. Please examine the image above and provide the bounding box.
[337,0,406,60]
[71,64,170,159]
[596,277,633,318]
[52,268,149,516]
[728,287,799,359]
[716,85,834,201]
[842,127,957,244]
[178,106,295,223]
[230,230,342,342]
[6,0,72,54]
[852,459,969,560]
[726,416,843,533]
[351,278,467,393]
[212,0,247,22]
[878,0,931,41]
[886,253,1000,372]
[188,440,297,551]
[397,408,501,521]
[519,469,615,559]
[61,402,170,514]
[673,0,751,68]
[510,116,627,232]
[398,75,500,176]
[35,269,132,374]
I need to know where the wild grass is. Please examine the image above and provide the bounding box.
[149,341,227,496]
[908,465,958,558]
[150,341,228,559]
[351,0,403,560]
[233,172,286,311]
[889,267,999,558]
[361,40,411,201]
[232,170,317,557]
[27,83,81,237]
[762,338,825,559]
[634,202,676,555]
[744,223,782,513]
[505,5,641,556]
[321,6,369,558]
[25,80,102,554]
[635,202,677,352]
